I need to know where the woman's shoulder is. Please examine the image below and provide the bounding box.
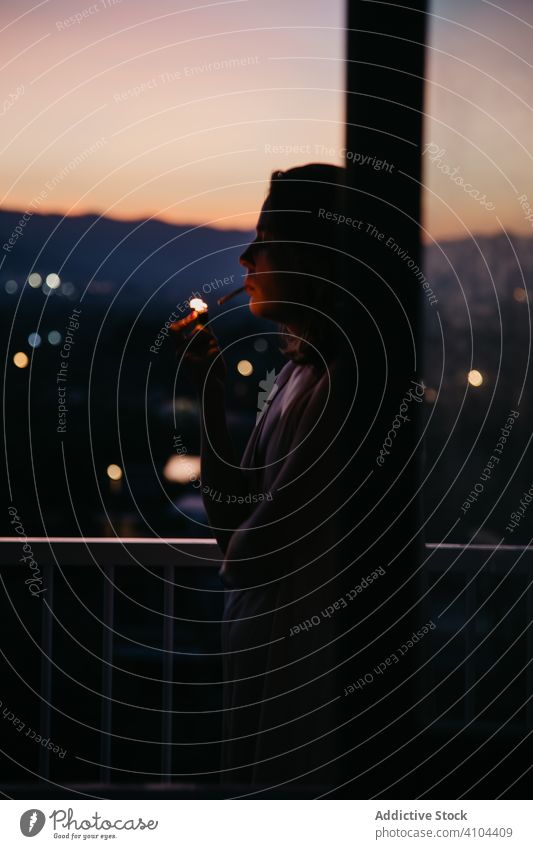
[273,356,344,402]
[269,358,303,397]
[276,358,299,381]
[277,353,342,380]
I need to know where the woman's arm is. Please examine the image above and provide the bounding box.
[174,324,251,555]
[198,377,254,555]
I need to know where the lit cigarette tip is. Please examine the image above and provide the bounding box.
[217,285,246,305]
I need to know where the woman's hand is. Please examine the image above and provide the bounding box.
[173,323,226,394]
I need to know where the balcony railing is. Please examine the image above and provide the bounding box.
[1,538,532,796]
[0,537,223,789]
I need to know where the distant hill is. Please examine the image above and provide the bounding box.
[0,208,252,305]
[2,207,531,315]
[424,231,533,319]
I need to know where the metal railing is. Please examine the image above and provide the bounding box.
[0,537,223,785]
[420,543,533,736]
[1,538,532,787]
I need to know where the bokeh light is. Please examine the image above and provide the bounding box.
[163,454,201,483]
[5,280,18,294]
[28,273,42,288]
[467,369,483,387]
[13,352,29,369]
[45,273,61,289]
[106,464,123,481]
[237,360,254,377]
[48,331,62,345]
[28,332,41,348]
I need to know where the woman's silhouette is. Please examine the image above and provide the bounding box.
[176,164,355,792]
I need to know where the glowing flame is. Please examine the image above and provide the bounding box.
[189,298,208,313]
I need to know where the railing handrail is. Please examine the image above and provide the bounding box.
[425,542,533,551]
[0,537,223,566]
[2,537,532,567]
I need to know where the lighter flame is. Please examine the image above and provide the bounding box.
[189,297,208,313]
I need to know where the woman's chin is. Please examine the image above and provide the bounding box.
[248,300,289,323]
[248,300,269,319]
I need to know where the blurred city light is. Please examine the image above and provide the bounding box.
[45,273,61,289]
[237,359,253,376]
[13,352,29,369]
[61,282,76,296]
[106,464,123,481]
[467,369,483,387]
[163,454,201,483]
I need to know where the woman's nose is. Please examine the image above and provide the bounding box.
[239,243,255,270]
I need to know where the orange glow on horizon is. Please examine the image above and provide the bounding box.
[2,2,532,240]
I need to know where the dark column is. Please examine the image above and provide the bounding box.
[334,0,428,796]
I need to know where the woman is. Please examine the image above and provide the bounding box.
[176,164,355,793]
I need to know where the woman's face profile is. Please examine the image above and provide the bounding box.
[239,198,297,324]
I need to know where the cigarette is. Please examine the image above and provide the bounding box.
[217,285,246,305]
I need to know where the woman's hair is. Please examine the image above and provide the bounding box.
[264,163,349,368]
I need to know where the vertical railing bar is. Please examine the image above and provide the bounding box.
[39,563,54,781]
[161,564,175,782]
[526,573,532,730]
[464,559,475,723]
[100,563,115,784]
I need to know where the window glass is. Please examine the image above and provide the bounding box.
[1,0,345,537]
[422,0,533,544]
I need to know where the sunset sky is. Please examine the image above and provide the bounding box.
[423,0,533,241]
[1,0,345,231]
[1,0,532,239]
